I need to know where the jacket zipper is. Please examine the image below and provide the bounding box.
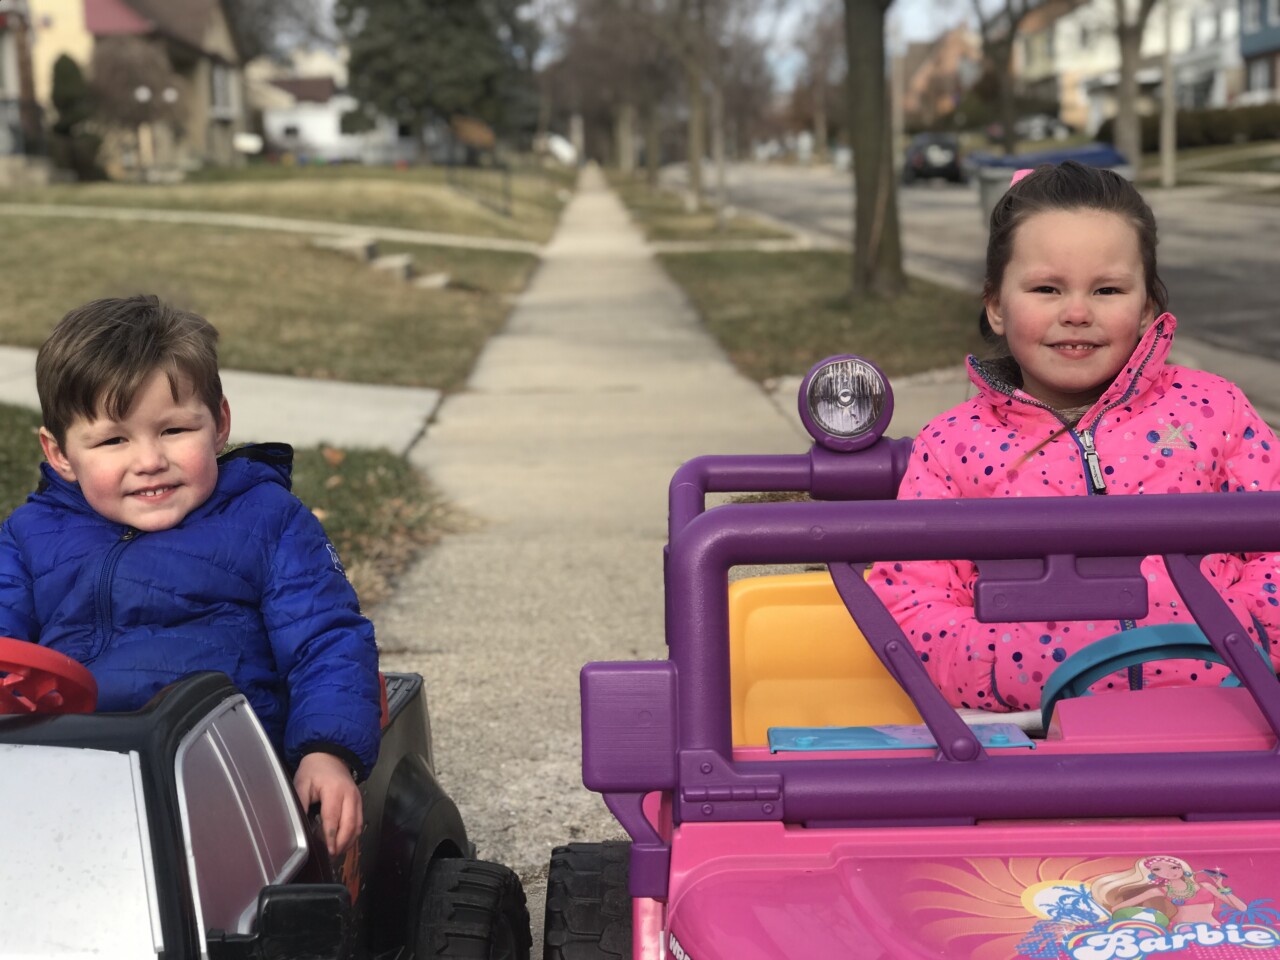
[970,329,1162,497]
[91,528,138,661]
[968,361,1105,494]
[1078,431,1107,494]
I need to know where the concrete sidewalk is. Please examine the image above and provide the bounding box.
[368,164,807,951]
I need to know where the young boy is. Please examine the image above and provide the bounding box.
[0,294,380,857]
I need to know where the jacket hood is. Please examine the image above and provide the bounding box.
[31,442,295,528]
[965,312,1177,425]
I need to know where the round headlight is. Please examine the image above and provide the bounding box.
[798,355,893,451]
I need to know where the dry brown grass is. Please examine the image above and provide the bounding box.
[0,164,571,242]
[0,216,536,390]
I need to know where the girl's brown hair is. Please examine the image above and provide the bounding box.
[980,160,1169,346]
[36,295,223,445]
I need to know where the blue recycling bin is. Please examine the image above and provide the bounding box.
[972,142,1132,222]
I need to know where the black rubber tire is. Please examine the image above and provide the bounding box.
[542,841,633,960]
[417,857,533,959]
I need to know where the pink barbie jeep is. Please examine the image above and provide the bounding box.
[544,356,1280,960]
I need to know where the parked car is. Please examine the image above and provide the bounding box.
[0,640,532,959]
[902,132,965,184]
[986,114,1075,143]
[545,355,1280,959]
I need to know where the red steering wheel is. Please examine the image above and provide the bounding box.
[0,637,97,715]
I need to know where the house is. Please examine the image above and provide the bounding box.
[26,0,249,175]
[1239,0,1280,100]
[1013,0,1241,134]
[1015,0,1088,112]
[244,46,417,166]
[1174,0,1242,108]
[1031,0,1190,133]
[901,26,983,128]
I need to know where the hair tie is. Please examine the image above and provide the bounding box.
[1010,168,1034,186]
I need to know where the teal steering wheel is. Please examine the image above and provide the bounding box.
[1038,623,1270,729]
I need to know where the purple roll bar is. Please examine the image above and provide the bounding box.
[586,440,1280,898]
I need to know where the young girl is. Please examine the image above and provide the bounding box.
[868,160,1280,712]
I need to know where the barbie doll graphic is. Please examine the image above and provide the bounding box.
[1091,856,1247,930]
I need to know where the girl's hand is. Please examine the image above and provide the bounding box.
[294,752,364,858]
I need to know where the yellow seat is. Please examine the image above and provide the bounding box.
[729,571,922,746]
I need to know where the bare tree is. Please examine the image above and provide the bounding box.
[550,0,677,174]
[844,0,905,298]
[1112,0,1160,178]
[795,0,845,162]
[222,0,335,60]
[970,0,1041,155]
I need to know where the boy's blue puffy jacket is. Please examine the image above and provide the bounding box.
[0,443,381,775]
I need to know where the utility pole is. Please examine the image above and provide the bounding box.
[1159,0,1177,188]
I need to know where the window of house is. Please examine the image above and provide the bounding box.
[210,61,234,115]
[1244,0,1262,32]
[1192,6,1217,44]
[1079,24,1091,46]
[1248,57,1271,91]
[1270,0,1280,25]
[283,124,299,138]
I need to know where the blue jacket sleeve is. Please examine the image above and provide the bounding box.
[260,498,381,776]
[0,517,38,643]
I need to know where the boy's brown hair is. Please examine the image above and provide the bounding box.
[36,295,223,445]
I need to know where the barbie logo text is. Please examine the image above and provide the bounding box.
[1068,922,1279,959]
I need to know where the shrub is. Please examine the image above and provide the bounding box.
[48,54,102,180]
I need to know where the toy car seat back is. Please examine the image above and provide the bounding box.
[729,571,921,745]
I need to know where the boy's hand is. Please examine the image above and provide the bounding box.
[294,751,363,858]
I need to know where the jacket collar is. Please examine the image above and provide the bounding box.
[966,312,1177,424]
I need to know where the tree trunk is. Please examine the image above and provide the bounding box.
[13,13,41,152]
[814,82,829,163]
[684,54,705,212]
[710,82,727,232]
[643,101,661,187]
[1115,21,1145,179]
[615,102,636,174]
[994,40,1019,156]
[844,0,906,299]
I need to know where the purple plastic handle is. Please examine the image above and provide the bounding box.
[667,440,912,540]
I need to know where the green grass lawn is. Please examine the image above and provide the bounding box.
[0,216,535,392]
[606,169,979,384]
[660,250,983,384]
[607,172,794,243]
[0,161,573,244]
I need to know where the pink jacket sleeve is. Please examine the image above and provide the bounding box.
[1203,385,1280,660]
